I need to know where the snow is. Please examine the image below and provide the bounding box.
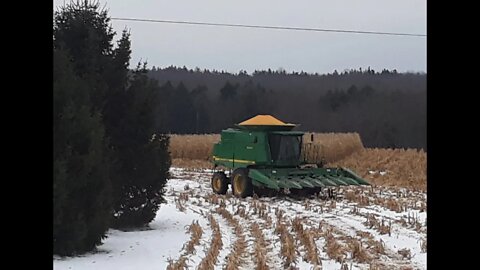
[54,167,427,270]
[54,203,204,270]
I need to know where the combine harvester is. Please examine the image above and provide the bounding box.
[211,115,370,198]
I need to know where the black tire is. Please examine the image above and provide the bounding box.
[211,172,228,195]
[231,168,253,198]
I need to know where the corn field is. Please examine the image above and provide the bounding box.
[328,148,427,191]
[162,168,427,269]
[169,133,426,190]
[169,132,363,163]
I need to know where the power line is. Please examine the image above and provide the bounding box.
[111,17,426,37]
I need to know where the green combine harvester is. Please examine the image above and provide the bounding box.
[211,115,370,198]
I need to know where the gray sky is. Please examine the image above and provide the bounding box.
[54,0,426,74]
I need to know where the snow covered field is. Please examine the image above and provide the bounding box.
[54,167,427,270]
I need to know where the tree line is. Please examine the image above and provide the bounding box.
[148,67,426,149]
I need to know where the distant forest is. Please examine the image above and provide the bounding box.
[147,66,426,149]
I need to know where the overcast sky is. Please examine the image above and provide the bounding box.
[53,0,426,74]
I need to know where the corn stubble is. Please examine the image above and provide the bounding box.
[197,215,222,270]
[292,217,321,267]
[216,207,247,270]
[251,222,270,270]
[275,211,297,268]
[167,220,203,270]
[166,151,425,269]
[324,230,346,263]
[347,239,370,264]
[363,214,392,236]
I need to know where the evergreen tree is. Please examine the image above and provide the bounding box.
[168,82,196,133]
[238,80,273,120]
[153,81,175,133]
[53,48,112,256]
[54,0,116,109]
[191,85,211,133]
[111,64,171,228]
[54,1,117,255]
[219,81,238,101]
[54,1,171,251]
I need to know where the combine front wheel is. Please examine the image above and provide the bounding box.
[231,168,253,198]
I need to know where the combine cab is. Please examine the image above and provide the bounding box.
[211,115,370,198]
